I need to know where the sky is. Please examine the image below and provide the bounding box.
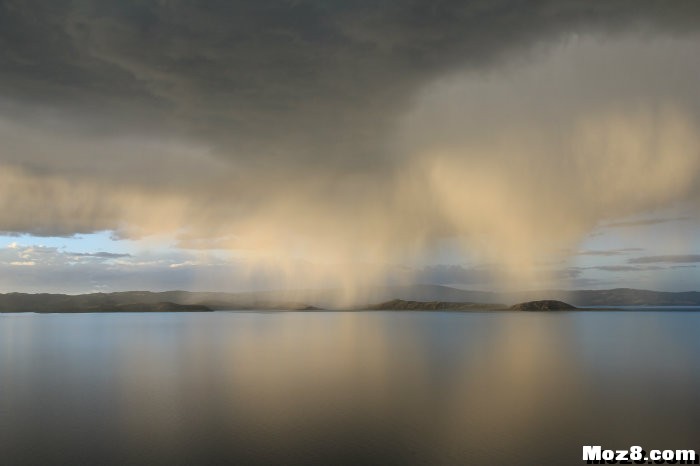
[1,1,699,298]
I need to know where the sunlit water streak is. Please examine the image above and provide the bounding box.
[1,310,699,465]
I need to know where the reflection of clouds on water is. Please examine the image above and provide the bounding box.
[106,312,428,462]
[1,312,699,464]
[424,314,585,462]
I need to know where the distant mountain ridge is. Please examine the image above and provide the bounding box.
[367,299,505,311]
[357,286,700,307]
[0,286,699,313]
[0,291,313,313]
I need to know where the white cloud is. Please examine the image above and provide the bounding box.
[10,261,35,266]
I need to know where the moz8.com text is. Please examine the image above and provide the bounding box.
[583,445,697,464]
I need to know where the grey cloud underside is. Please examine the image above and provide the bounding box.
[577,248,644,257]
[588,265,664,272]
[602,217,692,228]
[2,0,700,164]
[628,255,700,264]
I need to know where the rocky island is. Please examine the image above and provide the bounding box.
[509,300,577,311]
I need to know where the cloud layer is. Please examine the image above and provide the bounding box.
[1,1,700,297]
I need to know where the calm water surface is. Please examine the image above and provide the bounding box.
[1,310,699,465]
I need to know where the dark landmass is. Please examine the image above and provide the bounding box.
[559,288,700,306]
[501,288,700,307]
[0,292,316,313]
[509,300,577,311]
[348,285,700,307]
[88,302,213,313]
[367,299,505,311]
[238,285,700,308]
[367,299,578,311]
[291,305,325,311]
[0,296,212,313]
[1,286,699,313]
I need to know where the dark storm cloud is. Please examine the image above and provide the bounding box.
[0,0,697,238]
[2,0,699,162]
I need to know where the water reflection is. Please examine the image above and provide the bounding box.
[1,311,699,465]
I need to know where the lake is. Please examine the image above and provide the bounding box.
[1,310,699,465]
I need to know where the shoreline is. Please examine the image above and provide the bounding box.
[3,306,700,314]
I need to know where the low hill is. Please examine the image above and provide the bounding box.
[367,299,505,311]
[0,292,311,313]
[509,300,576,311]
[87,302,213,313]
